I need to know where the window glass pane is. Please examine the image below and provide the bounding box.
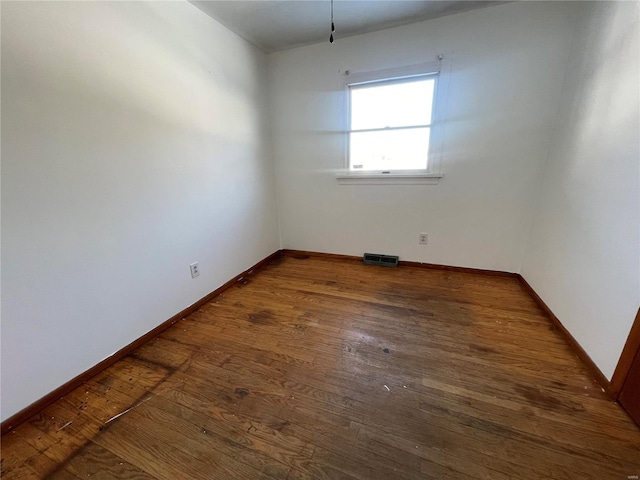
[350,77,435,130]
[349,128,430,171]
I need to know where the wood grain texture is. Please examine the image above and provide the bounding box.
[612,308,640,398]
[2,254,639,480]
[619,348,640,425]
[0,250,283,436]
[516,274,613,397]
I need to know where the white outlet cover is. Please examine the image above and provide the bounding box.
[190,262,200,278]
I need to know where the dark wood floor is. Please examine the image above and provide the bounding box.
[2,254,639,479]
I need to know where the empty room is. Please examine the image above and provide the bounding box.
[1,0,639,478]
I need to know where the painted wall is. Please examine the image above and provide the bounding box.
[268,2,577,272]
[1,1,279,421]
[521,1,640,380]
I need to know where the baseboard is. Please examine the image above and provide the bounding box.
[282,249,516,278]
[0,250,284,436]
[283,249,363,263]
[399,260,515,277]
[516,274,613,398]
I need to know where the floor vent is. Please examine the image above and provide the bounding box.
[363,253,399,267]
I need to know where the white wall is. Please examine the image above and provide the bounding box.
[269,2,577,272]
[521,1,640,380]
[2,0,636,424]
[1,1,279,421]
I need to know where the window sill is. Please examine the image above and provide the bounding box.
[335,172,443,185]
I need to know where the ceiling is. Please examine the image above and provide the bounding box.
[191,1,506,53]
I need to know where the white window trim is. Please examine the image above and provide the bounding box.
[335,59,450,185]
[335,172,444,185]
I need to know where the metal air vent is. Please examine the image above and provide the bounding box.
[363,253,399,267]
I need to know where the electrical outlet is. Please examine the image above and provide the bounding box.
[419,233,428,245]
[190,262,200,278]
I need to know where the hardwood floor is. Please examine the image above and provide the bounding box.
[2,254,639,479]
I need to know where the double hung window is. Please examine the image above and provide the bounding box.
[348,74,437,173]
[337,61,447,184]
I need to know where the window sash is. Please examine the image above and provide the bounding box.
[347,73,438,172]
[349,127,431,172]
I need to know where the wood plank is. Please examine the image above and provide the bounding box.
[2,255,639,479]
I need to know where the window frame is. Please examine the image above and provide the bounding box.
[336,60,448,185]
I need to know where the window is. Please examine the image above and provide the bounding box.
[337,61,447,185]
[349,75,436,172]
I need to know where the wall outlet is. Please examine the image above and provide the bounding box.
[190,262,200,278]
[419,233,428,245]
